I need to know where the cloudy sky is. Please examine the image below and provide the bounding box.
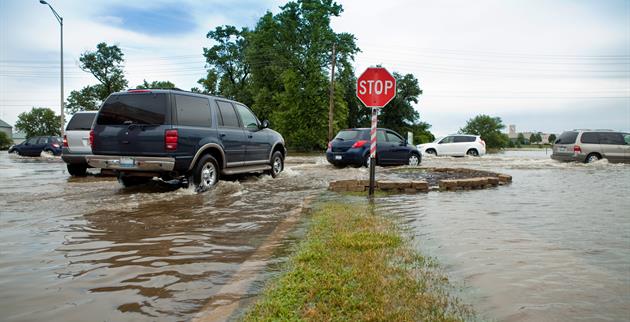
[1,0,628,136]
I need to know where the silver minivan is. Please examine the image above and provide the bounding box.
[551,130,630,163]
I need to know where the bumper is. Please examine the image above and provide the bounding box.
[61,148,90,165]
[86,155,176,172]
[326,150,364,165]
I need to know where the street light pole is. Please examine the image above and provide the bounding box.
[40,0,64,135]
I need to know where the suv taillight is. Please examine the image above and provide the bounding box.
[480,139,485,146]
[89,130,94,147]
[165,129,178,151]
[573,145,582,154]
[351,140,368,148]
[328,141,332,150]
[63,135,68,147]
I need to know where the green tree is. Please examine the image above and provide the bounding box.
[200,26,252,105]
[14,107,61,138]
[66,43,128,114]
[136,80,177,89]
[548,133,557,144]
[0,131,12,150]
[246,0,359,150]
[529,133,536,144]
[460,114,508,149]
[517,132,525,145]
[192,70,219,95]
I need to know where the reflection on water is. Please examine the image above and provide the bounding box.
[376,151,630,321]
[1,151,628,321]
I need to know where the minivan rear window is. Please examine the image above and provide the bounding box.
[66,113,96,131]
[555,131,578,144]
[97,93,167,125]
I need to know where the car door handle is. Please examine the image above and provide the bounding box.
[247,134,253,139]
[220,133,226,138]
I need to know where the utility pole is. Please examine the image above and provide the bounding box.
[328,42,336,142]
[40,0,64,135]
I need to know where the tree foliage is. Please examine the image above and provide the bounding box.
[460,114,508,149]
[517,133,525,145]
[0,131,12,150]
[14,107,61,138]
[66,43,128,114]
[548,133,556,144]
[136,80,177,89]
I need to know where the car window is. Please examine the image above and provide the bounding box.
[37,137,49,144]
[556,131,578,144]
[386,132,403,144]
[623,134,630,145]
[97,93,168,125]
[454,136,473,143]
[216,101,240,127]
[580,132,599,144]
[235,104,259,130]
[599,132,624,145]
[175,94,212,127]
[335,130,360,141]
[377,130,386,143]
[27,137,38,144]
[439,136,455,144]
[66,113,96,131]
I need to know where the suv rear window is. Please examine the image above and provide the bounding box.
[454,136,476,143]
[97,93,167,125]
[66,113,96,131]
[556,131,578,144]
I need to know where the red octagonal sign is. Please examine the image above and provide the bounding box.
[356,67,396,108]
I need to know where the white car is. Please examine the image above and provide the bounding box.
[417,134,486,157]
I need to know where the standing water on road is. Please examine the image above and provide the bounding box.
[1,150,628,321]
[375,150,630,321]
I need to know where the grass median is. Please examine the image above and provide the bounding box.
[242,201,473,321]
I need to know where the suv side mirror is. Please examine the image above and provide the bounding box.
[261,120,270,129]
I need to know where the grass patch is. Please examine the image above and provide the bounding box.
[242,202,473,321]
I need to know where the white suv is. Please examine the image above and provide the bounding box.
[417,134,486,157]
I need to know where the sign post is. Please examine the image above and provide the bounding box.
[356,67,396,198]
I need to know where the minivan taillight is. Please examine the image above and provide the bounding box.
[351,140,368,148]
[63,135,68,147]
[89,130,94,147]
[165,129,178,151]
[573,145,582,154]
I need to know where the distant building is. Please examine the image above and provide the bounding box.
[507,125,555,144]
[0,119,12,141]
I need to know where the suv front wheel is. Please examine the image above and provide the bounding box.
[267,151,284,178]
[193,154,219,192]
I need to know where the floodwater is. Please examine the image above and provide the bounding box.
[1,150,628,321]
[377,150,630,321]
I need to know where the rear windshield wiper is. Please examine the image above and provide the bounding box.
[335,137,345,141]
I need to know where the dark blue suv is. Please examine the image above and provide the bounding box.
[86,89,286,191]
[326,128,421,167]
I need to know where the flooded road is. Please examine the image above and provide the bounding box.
[0,153,366,321]
[376,150,630,321]
[1,150,629,321]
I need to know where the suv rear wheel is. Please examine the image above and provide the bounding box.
[585,153,601,163]
[193,154,219,191]
[466,149,479,156]
[67,164,87,177]
[267,151,284,178]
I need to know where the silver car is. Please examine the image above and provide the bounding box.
[551,130,630,163]
[62,111,97,176]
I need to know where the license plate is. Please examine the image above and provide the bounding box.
[335,155,342,160]
[557,146,566,152]
[120,156,135,167]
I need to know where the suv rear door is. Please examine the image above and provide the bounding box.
[173,93,214,165]
[216,100,246,167]
[598,132,626,162]
[93,92,171,156]
[65,112,95,153]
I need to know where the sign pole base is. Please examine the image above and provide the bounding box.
[368,157,376,197]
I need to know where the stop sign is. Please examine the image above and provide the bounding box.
[356,67,396,108]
